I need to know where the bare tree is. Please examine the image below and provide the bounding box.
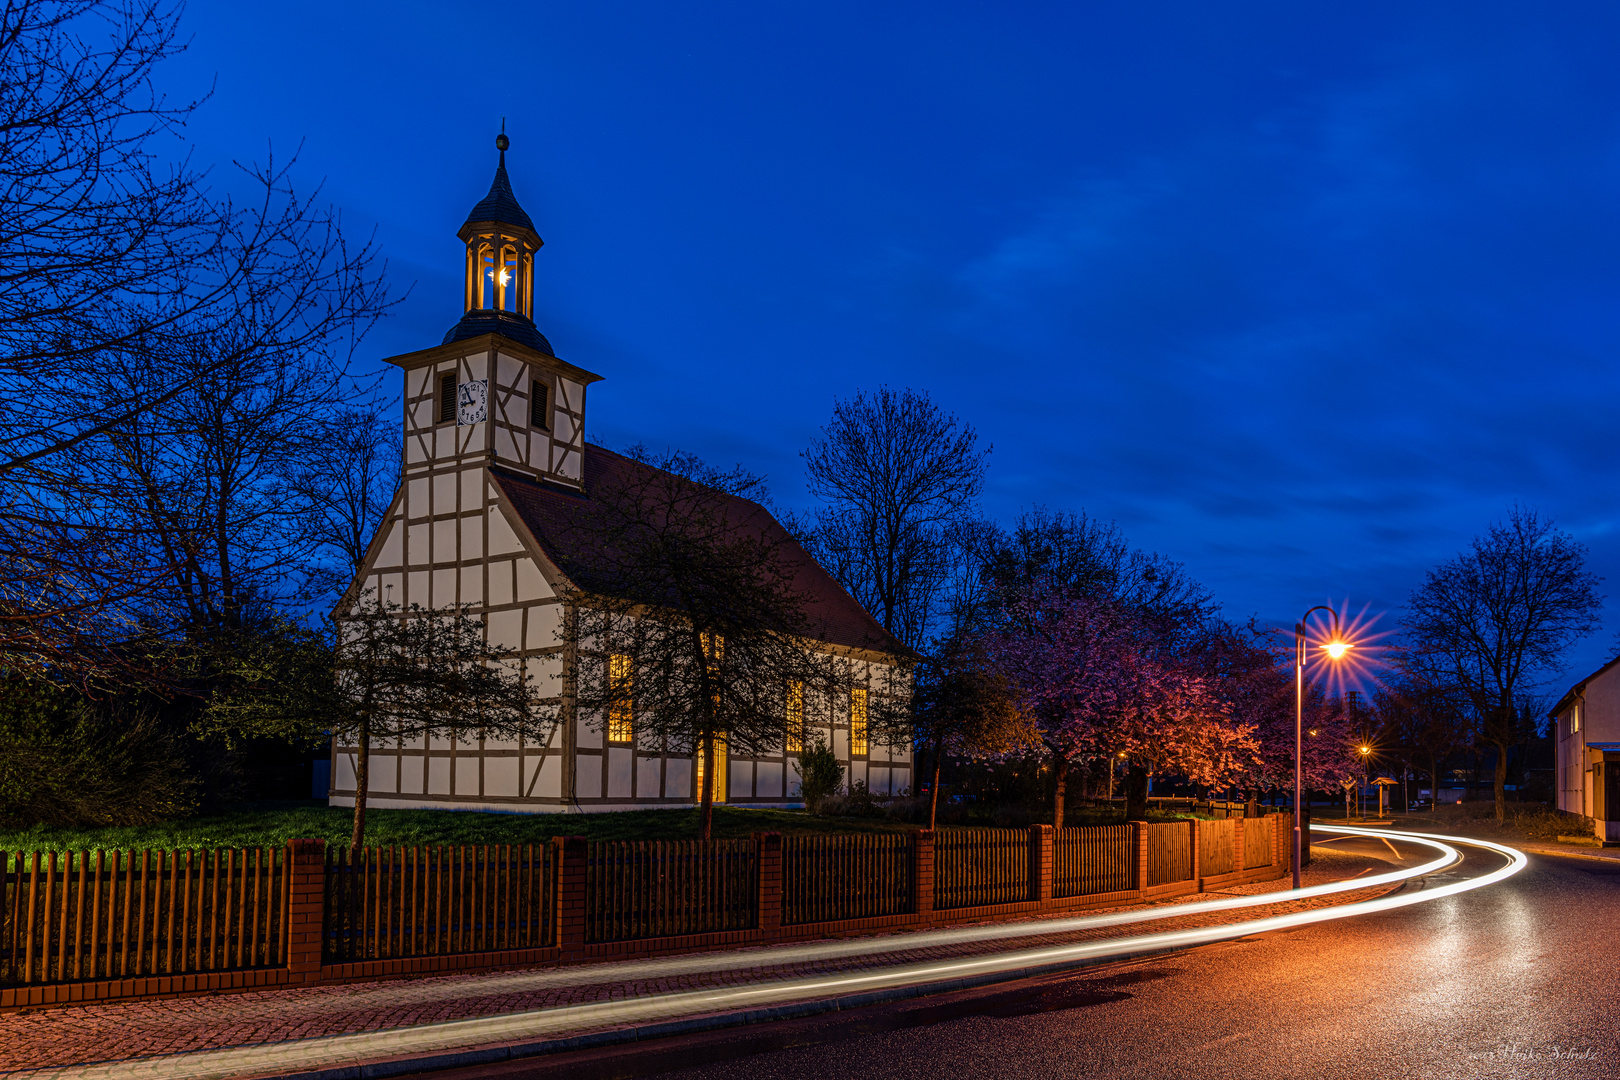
[294,404,400,588]
[200,595,546,847]
[0,2,392,674]
[1404,507,1602,823]
[803,387,989,651]
[986,506,1216,641]
[562,446,867,840]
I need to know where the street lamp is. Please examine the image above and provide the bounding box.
[1295,606,1351,890]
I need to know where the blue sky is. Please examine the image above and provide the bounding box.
[164,1,1620,695]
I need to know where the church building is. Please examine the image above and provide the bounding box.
[328,135,911,813]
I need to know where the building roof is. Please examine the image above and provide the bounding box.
[489,445,903,657]
[464,152,536,234]
[1549,653,1620,720]
[442,309,555,355]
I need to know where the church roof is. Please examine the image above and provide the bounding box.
[441,309,555,355]
[489,445,904,657]
[464,153,535,233]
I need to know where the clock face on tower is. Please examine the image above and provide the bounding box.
[457,379,489,426]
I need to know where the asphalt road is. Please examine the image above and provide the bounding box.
[425,834,1619,1080]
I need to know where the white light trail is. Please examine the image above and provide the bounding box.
[61,828,1526,1080]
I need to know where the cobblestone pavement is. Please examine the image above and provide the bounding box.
[0,850,1399,1076]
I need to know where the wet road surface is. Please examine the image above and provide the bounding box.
[431,833,1618,1080]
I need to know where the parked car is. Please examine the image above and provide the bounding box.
[1408,798,1433,811]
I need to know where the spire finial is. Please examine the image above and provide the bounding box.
[496,118,508,160]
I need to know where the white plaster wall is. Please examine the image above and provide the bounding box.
[485,757,520,797]
[576,763,602,799]
[607,749,634,797]
[665,759,692,799]
[524,755,563,798]
[637,755,661,797]
[757,761,783,797]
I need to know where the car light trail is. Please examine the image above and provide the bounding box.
[88,827,1525,1080]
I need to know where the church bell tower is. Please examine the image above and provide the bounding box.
[384,131,602,494]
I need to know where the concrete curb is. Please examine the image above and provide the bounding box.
[1513,844,1620,864]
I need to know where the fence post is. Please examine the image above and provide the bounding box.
[754,832,782,940]
[1028,825,1053,903]
[284,839,326,985]
[1190,819,1202,888]
[913,830,934,922]
[553,837,588,960]
[1128,821,1148,897]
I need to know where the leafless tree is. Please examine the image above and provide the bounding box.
[985,506,1216,643]
[294,404,400,591]
[803,387,989,651]
[0,1,393,673]
[1403,507,1602,823]
[200,595,547,847]
[561,446,869,840]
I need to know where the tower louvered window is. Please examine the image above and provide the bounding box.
[438,374,455,423]
[531,380,548,429]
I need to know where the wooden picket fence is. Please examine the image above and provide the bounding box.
[782,833,913,925]
[1146,822,1194,886]
[584,839,755,943]
[1054,825,1133,898]
[2,849,288,987]
[323,844,552,963]
[1243,817,1273,869]
[933,828,1029,910]
[1198,819,1236,877]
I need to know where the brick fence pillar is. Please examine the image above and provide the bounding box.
[284,839,326,985]
[553,836,588,961]
[1128,820,1148,897]
[1029,824,1053,902]
[913,830,934,921]
[754,832,782,939]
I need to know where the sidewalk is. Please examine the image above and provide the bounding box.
[0,849,1400,1080]
[1324,814,1620,862]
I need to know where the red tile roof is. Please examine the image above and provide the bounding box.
[490,445,903,656]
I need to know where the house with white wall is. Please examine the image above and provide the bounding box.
[1550,657,1620,845]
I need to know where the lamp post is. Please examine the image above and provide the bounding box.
[1358,744,1372,819]
[1295,606,1350,890]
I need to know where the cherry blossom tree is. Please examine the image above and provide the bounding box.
[985,585,1258,824]
[1192,621,1355,801]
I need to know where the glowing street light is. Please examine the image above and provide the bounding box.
[1295,606,1352,890]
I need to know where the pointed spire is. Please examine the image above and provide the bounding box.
[463,126,535,234]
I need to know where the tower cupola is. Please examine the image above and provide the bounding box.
[443,131,555,355]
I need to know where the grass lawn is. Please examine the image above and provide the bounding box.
[0,801,923,857]
[0,801,1206,861]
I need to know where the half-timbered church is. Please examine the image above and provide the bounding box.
[328,135,911,813]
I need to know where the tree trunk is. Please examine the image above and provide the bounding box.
[1494,739,1509,824]
[1125,763,1149,819]
[1429,753,1439,812]
[929,746,941,832]
[350,717,371,850]
[699,732,715,841]
[1052,753,1069,831]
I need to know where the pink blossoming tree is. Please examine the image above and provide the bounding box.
[986,585,1259,824]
